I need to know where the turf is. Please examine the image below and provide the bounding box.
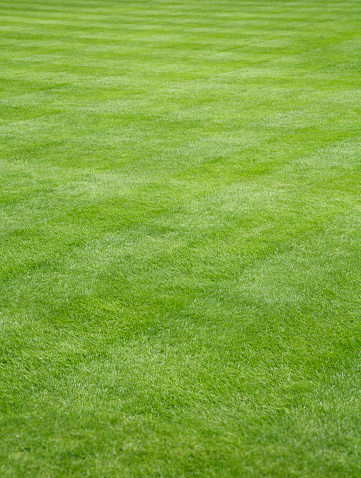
[1,0,361,476]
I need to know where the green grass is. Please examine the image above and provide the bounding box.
[1,0,361,476]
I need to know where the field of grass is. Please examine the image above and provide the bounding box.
[1,0,361,476]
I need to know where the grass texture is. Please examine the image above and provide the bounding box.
[1,0,361,476]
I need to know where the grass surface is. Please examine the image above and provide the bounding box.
[1,0,361,476]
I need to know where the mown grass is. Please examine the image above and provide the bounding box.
[1,0,361,476]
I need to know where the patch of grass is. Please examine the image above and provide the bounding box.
[1,0,361,476]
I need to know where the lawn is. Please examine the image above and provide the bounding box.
[1,0,361,476]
